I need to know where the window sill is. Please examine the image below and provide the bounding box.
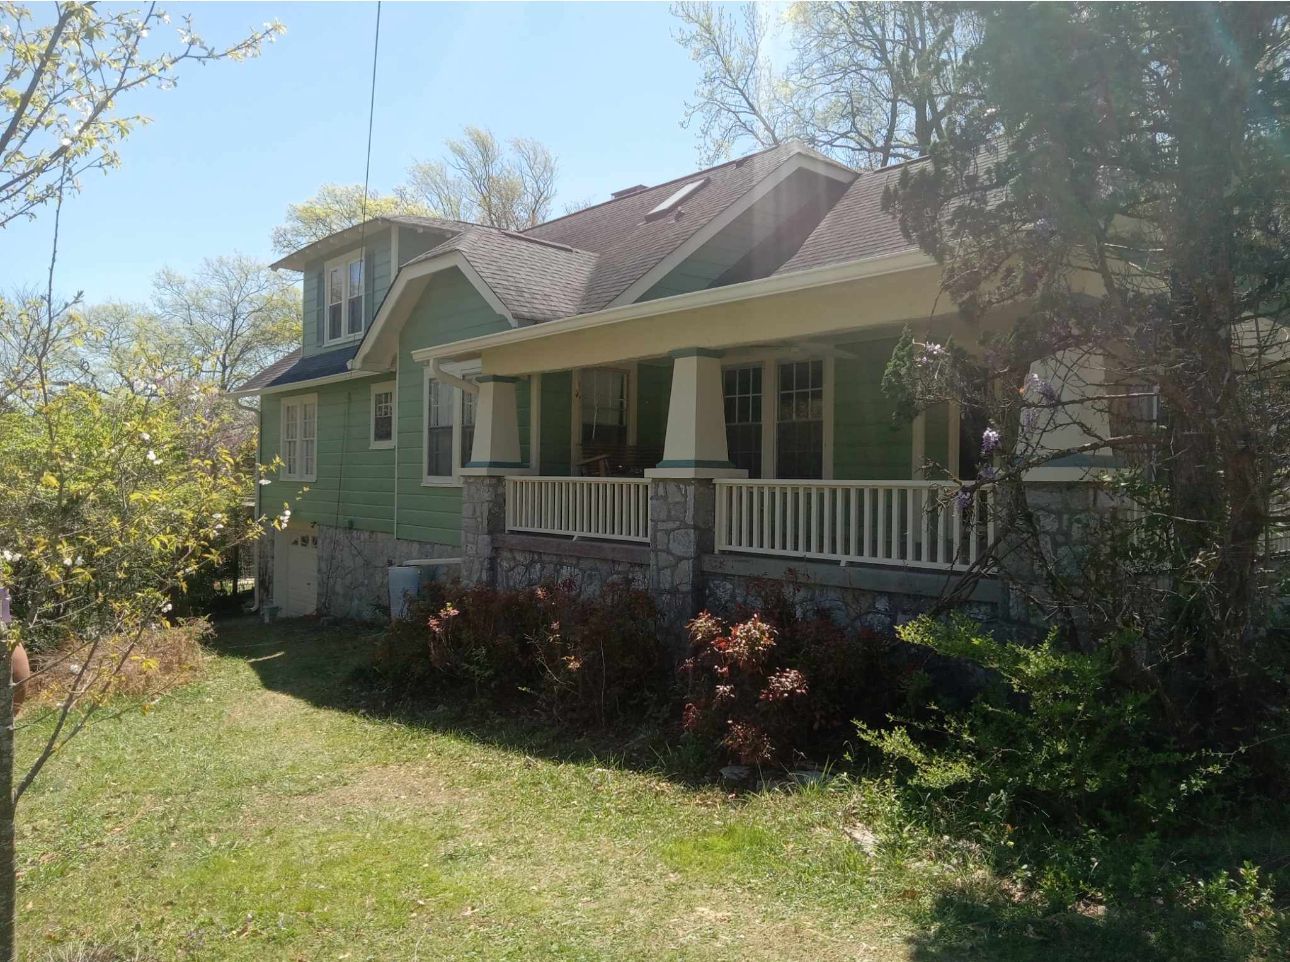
[282,475,316,484]
[369,441,395,451]
[421,477,463,488]
[321,333,363,349]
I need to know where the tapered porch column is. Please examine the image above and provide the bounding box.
[463,375,524,473]
[645,348,745,480]
[459,375,523,587]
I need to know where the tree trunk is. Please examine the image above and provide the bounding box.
[0,641,16,962]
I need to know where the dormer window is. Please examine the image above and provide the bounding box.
[324,253,364,344]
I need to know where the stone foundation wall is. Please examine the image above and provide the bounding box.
[494,534,649,594]
[701,554,1004,636]
[315,525,459,621]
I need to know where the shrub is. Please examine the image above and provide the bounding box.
[381,579,668,728]
[679,580,898,767]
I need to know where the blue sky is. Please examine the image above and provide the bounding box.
[4,1,720,305]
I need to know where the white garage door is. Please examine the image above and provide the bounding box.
[279,529,318,617]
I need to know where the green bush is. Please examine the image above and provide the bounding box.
[379,578,668,729]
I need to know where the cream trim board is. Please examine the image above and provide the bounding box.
[353,250,518,372]
[369,380,396,450]
[528,373,542,473]
[410,249,937,368]
[608,150,856,308]
[280,393,318,483]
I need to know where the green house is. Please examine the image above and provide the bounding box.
[237,143,1113,627]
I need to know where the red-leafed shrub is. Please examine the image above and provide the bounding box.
[382,578,668,728]
[679,581,897,766]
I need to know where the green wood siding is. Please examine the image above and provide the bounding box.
[832,338,914,480]
[258,378,396,533]
[395,268,512,546]
[539,371,572,475]
[637,361,672,448]
[300,226,395,358]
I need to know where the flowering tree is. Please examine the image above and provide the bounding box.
[0,1,282,228]
[881,4,1290,749]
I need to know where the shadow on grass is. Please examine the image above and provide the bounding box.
[209,615,1284,962]
[208,615,710,784]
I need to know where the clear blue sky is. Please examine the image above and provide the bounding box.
[3,1,716,305]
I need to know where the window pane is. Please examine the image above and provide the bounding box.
[460,389,477,464]
[776,361,824,479]
[347,259,363,334]
[581,368,627,445]
[426,379,454,476]
[723,364,762,478]
[373,390,393,442]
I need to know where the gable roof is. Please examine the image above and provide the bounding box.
[403,227,599,323]
[523,142,851,312]
[271,214,471,272]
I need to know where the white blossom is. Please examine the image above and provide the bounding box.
[258,478,272,486]
[146,449,158,463]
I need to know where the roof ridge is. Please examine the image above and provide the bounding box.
[521,141,799,234]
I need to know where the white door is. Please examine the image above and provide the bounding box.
[278,529,318,617]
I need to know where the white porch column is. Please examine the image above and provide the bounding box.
[1021,350,1114,481]
[645,348,746,479]
[461,375,524,475]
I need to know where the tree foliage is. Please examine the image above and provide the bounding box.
[883,3,1290,738]
[269,183,428,256]
[0,1,282,229]
[672,1,975,166]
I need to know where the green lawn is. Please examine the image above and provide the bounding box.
[15,619,1280,961]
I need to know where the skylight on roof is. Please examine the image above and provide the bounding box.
[644,178,708,221]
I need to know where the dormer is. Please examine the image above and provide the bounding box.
[271,215,466,358]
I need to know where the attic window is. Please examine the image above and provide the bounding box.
[644,178,708,221]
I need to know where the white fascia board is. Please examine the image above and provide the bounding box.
[351,250,516,373]
[411,247,934,366]
[607,149,857,309]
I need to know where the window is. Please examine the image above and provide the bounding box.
[323,253,364,345]
[281,395,318,482]
[460,387,478,466]
[370,382,394,449]
[776,360,824,479]
[723,364,763,478]
[580,368,628,447]
[425,378,454,480]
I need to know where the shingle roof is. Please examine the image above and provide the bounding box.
[774,159,925,277]
[405,228,599,322]
[270,215,472,272]
[235,344,358,393]
[524,142,814,312]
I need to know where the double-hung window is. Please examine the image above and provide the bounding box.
[324,253,364,344]
[723,364,763,478]
[776,359,825,479]
[370,382,395,449]
[281,395,318,482]
[423,371,479,483]
[580,368,628,447]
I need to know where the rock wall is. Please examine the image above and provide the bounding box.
[315,525,458,621]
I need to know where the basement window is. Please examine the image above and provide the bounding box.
[644,178,708,221]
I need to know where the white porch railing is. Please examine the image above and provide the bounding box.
[505,476,651,543]
[715,479,995,571]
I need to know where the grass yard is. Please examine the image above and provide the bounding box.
[15,618,1282,961]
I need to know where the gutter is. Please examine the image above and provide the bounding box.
[410,247,933,365]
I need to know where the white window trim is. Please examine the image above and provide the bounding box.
[322,251,365,347]
[719,352,834,481]
[369,380,396,450]
[421,363,480,486]
[280,393,318,483]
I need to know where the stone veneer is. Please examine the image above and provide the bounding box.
[460,476,507,586]
[494,533,649,594]
[315,525,459,620]
[647,478,716,633]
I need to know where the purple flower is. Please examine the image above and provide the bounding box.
[978,465,998,482]
[917,342,947,367]
[1025,373,1059,404]
[981,427,1002,455]
[1022,408,1039,430]
[954,488,975,511]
